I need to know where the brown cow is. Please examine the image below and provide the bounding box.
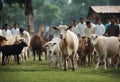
[77,37,86,66]
[84,37,94,66]
[77,36,94,66]
[30,35,42,61]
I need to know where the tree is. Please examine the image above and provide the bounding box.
[109,0,120,5]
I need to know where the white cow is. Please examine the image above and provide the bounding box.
[44,37,62,68]
[52,25,79,71]
[90,34,120,70]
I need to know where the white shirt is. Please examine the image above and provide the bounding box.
[0,29,2,36]
[70,25,79,35]
[11,28,20,36]
[95,24,105,36]
[85,26,96,37]
[77,22,86,36]
[20,31,30,46]
[2,29,12,37]
[118,24,120,30]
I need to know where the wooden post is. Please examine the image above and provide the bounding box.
[27,14,31,34]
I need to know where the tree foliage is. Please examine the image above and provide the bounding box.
[1,0,119,30]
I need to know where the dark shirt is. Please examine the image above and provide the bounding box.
[106,24,119,37]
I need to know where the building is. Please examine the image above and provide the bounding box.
[87,6,120,23]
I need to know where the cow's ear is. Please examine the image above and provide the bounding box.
[52,26,59,31]
[43,44,48,48]
[66,25,72,30]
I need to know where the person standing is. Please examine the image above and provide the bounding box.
[77,18,86,37]
[85,21,96,37]
[104,19,111,31]
[95,19,105,36]
[19,28,31,58]
[2,23,12,37]
[70,20,79,35]
[105,17,119,37]
[11,23,20,36]
[0,26,3,36]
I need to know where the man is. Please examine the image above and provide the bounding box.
[19,28,30,46]
[2,24,12,37]
[11,23,20,36]
[70,20,79,35]
[77,18,86,37]
[95,19,105,36]
[0,26,2,36]
[85,21,96,37]
[105,19,111,31]
[19,28,31,58]
[105,17,119,37]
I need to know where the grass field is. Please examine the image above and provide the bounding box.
[0,57,120,82]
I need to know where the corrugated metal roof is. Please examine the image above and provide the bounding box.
[91,6,120,13]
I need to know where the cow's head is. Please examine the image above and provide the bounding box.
[44,41,57,55]
[90,34,98,46]
[20,41,28,47]
[52,25,70,40]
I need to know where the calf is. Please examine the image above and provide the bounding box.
[77,37,86,66]
[44,37,62,68]
[84,37,94,66]
[0,41,27,65]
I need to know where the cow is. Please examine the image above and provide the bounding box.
[84,37,94,66]
[90,34,120,70]
[0,36,7,62]
[77,36,94,66]
[44,37,62,68]
[30,35,43,61]
[77,36,86,66]
[0,41,27,65]
[52,25,79,71]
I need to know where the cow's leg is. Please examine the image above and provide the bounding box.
[71,54,75,71]
[56,54,59,68]
[91,54,94,65]
[63,56,67,71]
[33,50,36,61]
[24,48,27,61]
[59,52,63,68]
[44,49,47,60]
[75,53,78,69]
[95,56,100,70]
[103,56,107,70]
[2,55,5,65]
[17,55,20,65]
[6,56,9,64]
[88,54,91,66]
[27,47,30,58]
[83,55,86,66]
[115,55,119,69]
[38,51,42,61]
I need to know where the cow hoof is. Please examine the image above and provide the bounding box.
[95,67,98,70]
[72,68,75,71]
[2,64,5,66]
[39,59,42,61]
[64,69,67,71]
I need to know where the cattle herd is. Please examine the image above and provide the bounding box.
[0,25,120,71]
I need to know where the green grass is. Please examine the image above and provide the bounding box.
[0,57,120,82]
